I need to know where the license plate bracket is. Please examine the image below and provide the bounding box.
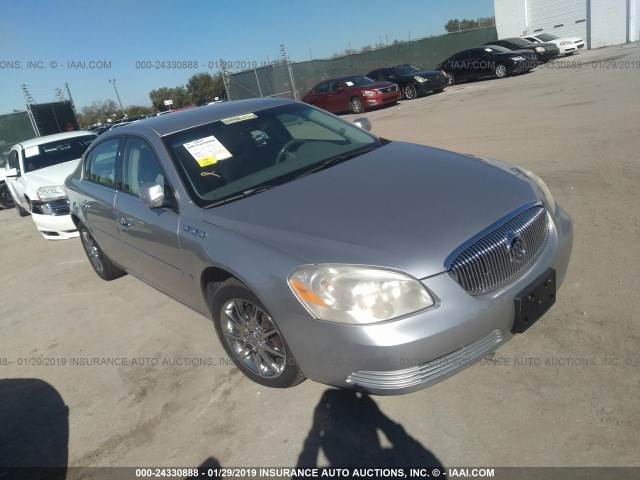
[512,268,556,334]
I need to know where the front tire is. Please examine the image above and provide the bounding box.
[350,96,364,114]
[0,183,14,209]
[494,63,508,78]
[211,278,305,388]
[78,223,126,280]
[403,84,417,100]
[15,201,30,217]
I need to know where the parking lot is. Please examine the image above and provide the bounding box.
[1,43,639,472]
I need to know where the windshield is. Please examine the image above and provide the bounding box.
[22,135,96,172]
[506,38,530,46]
[163,103,382,207]
[343,76,374,87]
[536,33,557,42]
[391,64,421,75]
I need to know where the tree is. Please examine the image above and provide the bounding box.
[445,16,495,32]
[126,105,154,118]
[186,72,226,105]
[77,99,119,126]
[149,86,189,111]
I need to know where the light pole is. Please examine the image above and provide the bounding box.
[108,79,127,118]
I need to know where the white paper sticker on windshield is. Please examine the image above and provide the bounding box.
[484,48,493,52]
[345,81,354,86]
[221,113,257,124]
[24,146,40,158]
[183,136,232,168]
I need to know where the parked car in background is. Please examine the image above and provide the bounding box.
[521,33,585,55]
[437,46,537,85]
[484,38,560,63]
[0,171,15,209]
[366,64,448,100]
[302,75,400,114]
[65,98,572,395]
[4,131,96,239]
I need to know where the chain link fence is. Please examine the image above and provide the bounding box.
[224,27,497,101]
[224,61,298,101]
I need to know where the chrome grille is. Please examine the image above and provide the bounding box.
[449,206,549,294]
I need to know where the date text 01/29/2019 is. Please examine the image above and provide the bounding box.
[134,60,274,70]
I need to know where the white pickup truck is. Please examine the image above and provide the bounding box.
[4,131,96,239]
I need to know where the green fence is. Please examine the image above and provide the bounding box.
[0,111,36,166]
[225,27,498,101]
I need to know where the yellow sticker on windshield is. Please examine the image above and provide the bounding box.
[221,113,257,124]
[183,135,232,168]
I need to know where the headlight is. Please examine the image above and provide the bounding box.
[36,185,66,201]
[413,76,426,83]
[560,41,572,46]
[511,56,527,61]
[517,168,556,213]
[289,265,434,324]
[361,90,377,97]
[534,46,546,53]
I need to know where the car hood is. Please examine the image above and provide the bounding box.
[23,159,81,189]
[201,142,539,279]
[401,70,445,79]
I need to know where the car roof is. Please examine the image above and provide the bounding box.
[100,97,296,138]
[15,131,96,149]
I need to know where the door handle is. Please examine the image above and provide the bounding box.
[81,200,90,209]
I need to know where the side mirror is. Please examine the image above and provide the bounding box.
[139,182,165,208]
[5,167,19,177]
[352,117,372,132]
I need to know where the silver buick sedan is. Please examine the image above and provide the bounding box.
[65,98,572,395]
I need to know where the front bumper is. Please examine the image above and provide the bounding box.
[415,75,448,94]
[277,204,573,395]
[536,49,560,62]
[31,212,79,240]
[365,91,401,108]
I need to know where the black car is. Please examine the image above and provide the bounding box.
[366,64,448,100]
[483,38,560,63]
[436,46,538,86]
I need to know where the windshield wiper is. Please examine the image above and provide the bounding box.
[205,185,272,208]
[294,146,379,180]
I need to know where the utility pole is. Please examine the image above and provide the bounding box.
[108,79,127,118]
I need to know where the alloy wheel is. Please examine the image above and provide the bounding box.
[222,299,287,378]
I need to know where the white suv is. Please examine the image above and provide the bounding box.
[4,131,96,239]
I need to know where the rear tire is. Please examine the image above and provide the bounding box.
[211,278,305,388]
[78,223,126,280]
[446,73,456,86]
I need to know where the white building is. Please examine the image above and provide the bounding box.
[494,0,640,48]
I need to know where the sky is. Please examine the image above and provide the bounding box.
[0,0,494,113]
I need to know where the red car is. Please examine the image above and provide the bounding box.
[302,75,400,114]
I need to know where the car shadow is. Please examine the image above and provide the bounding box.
[296,389,444,469]
[0,378,69,480]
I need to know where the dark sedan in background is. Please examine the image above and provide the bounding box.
[366,64,448,100]
[302,75,399,114]
[484,37,560,63]
[437,46,537,85]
